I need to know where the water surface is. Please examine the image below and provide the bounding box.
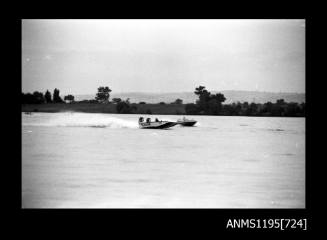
[22,112,305,208]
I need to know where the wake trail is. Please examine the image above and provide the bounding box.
[22,112,139,129]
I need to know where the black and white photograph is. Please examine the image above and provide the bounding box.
[21,19,305,209]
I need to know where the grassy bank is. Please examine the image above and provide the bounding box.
[22,103,186,115]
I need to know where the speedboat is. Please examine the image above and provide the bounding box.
[177,117,197,126]
[138,117,178,129]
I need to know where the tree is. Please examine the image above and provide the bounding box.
[45,90,52,103]
[207,99,221,115]
[116,101,129,113]
[139,101,146,104]
[22,92,34,104]
[185,103,199,115]
[95,86,112,103]
[211,93,226,103]
[116,99,137,114]
[284,102,301,117]
[21,91,45,104]
[173,98,183,104]
[207,93,226,115]
[53,88,64,103]
[22,93,34,104]
[194,86,208,96]
[112,98,122,104]
[193,86,226,115]
[195,86,211,112]
[261,101,273,116]
[64,94,75,103]
[276,99,285,106]
[248,102,258,116]
[159,102,166,105]
[225,102,241,115]
[79,99,98,104]
[235,102,242,115]
[32,91,45,104]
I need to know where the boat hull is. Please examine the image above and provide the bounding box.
[139,121,178,129]
[177,121,197,126]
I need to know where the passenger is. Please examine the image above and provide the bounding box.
[146,118,151,123]
[155,118,159,122]
[139,117,143,122]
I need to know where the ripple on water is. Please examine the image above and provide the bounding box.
[243,158,260,162]
[105,178,152,183]
[267,128,285,132]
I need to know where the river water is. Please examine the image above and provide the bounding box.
[22,112,305,208]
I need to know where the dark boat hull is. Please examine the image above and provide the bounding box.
[178,121,197,126]
[139,121,178,129]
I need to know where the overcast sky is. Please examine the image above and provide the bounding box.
[22,19,305,95]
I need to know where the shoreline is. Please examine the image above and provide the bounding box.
[22,103,186,115]
[21,103,305,117]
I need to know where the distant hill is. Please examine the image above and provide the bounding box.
[75,90,305,104]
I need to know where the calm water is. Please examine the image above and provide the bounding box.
[22,112,305,208]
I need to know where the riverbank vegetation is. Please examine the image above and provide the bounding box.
[185,86,305,117]
[22,86,305,117]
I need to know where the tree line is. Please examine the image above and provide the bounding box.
[22,85,305,117]
[21,88,72,104]
[185,86,305,117]
[21,87,137,114]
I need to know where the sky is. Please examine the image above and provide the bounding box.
[22,19,305,95]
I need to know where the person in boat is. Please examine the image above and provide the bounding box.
[139,117,144,122]
[146,118,151,123]
[155,118,159,122]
